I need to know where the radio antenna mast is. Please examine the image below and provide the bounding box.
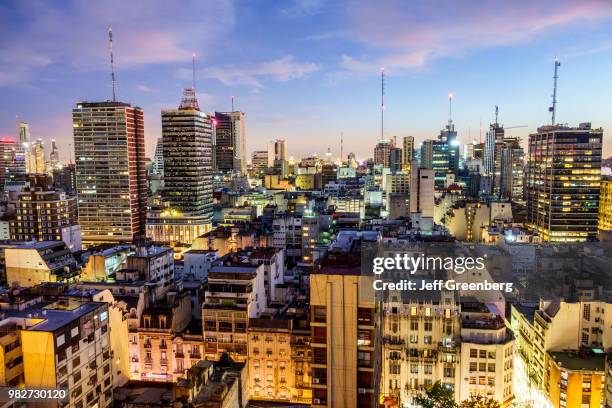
[108,28,117,102]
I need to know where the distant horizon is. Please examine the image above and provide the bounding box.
[1,0,612,161]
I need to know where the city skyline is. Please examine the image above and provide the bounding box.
[2,0,612,161]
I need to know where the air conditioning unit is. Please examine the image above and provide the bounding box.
[313,399,321,404]
[313,378,319,384]
[358,388,367,394]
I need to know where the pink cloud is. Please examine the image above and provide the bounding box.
[338,0,612,74]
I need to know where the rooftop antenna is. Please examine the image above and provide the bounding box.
[448,93,453,129]
[231,96,235,111]
[495,105,499,125]
[192,53,196,92]
[108,28,117,102]
[549,59,561,125]
[340,131,344,162]
[380,67,385,141]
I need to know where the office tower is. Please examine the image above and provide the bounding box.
[420,140,434,169]
[47,138,60,172]
[152,137,164,175]
[409,160,435,231]
[27,138,45,174]
[10,175,78,242]
[484,121,505,196]
[310,231,381,408]
[14,122,29,174]
[52,163,77,194]
[73,101,147,244]
[526,123,603,242]
[499,136,524,201]
[402,136,414,171]
[431,122,460,189]
[214,111,246,174]
[599,176,612,233]
[147,88,214,245]
[251,150,272,174]
[270,139,287,161]
[389,147,402,174]
[0,138,16,190]
[374,139,394,167]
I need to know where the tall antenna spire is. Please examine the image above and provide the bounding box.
[231,96,235,111]
[108,28,117,102]
[549,59,561,125]
[380,67,385,141]
[448,93,453,129]
[495,105,499,125]
[192,53,196,92]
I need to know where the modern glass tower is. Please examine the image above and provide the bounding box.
[146,88,213,245]
[73,101,148,244]
[526,123,603,242]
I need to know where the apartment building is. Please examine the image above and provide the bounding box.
[512,300,612,390]
[246,304,311,404]
[310,231,382,408]
[5,241,79,287]
[0,318,24,387]
[134,291,198,382]
[17,299,112,407]
[380,288,461,406]
[547,350,605,408]
[458,302,515,407]
[202,254,267,361]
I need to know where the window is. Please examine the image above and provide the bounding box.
[410,320,418,331]
[56,334,65,347]
[424,336,432,344]
[424,364,432,375]
[488,363,495,372]
[71,327,79,338]
[410,335,418,344]
[583,304,590,321]
[470,349,477,358]
[469,362,477,372]
[479,350,486,358]
[424,322,432,331]
[410,364,418,374]
[479,363,486,372]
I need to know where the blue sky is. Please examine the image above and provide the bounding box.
[1,0,612,161]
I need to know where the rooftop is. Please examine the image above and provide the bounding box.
[549,350,605,372]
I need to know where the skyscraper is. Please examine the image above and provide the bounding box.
[152,137,164,176]
[526,123,603,242]
[402,136,414,171]
[214,111,246,174]
[499,136,524,201]
[484,121,505,196]
[389,147,402,174]
[374,139,394,167]
[147,88,213,245]
[420,140,434,169]
[14,122,29,174]
[28,138,45,174]
[73,101,147,244]
[0,137,16,190]
[270,139,287,161]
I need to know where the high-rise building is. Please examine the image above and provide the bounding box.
[484,122,505,195]
[420,140,434,169]
[374,139,394,167]
[409,160,435,231]
[310,231,381,408]
[431,122,460,189]
[10,175,78,243]
[73,101,147,245]
[0,138,16,190]
[147,88,213,245]
[499,136,524,201]
[48,138,60,171]
[52,163,77,194]
[526,123,603,242]
[402,136,414,171]
[599,176,612,233]
[152,137,164,176]
[389,147,402,174]
[270,139,287,161]
[251,150,272,174]
[28,138,45,174]
[214,111,246,174]
[14,122,29,175]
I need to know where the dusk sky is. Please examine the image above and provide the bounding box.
[1,0,612,161]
